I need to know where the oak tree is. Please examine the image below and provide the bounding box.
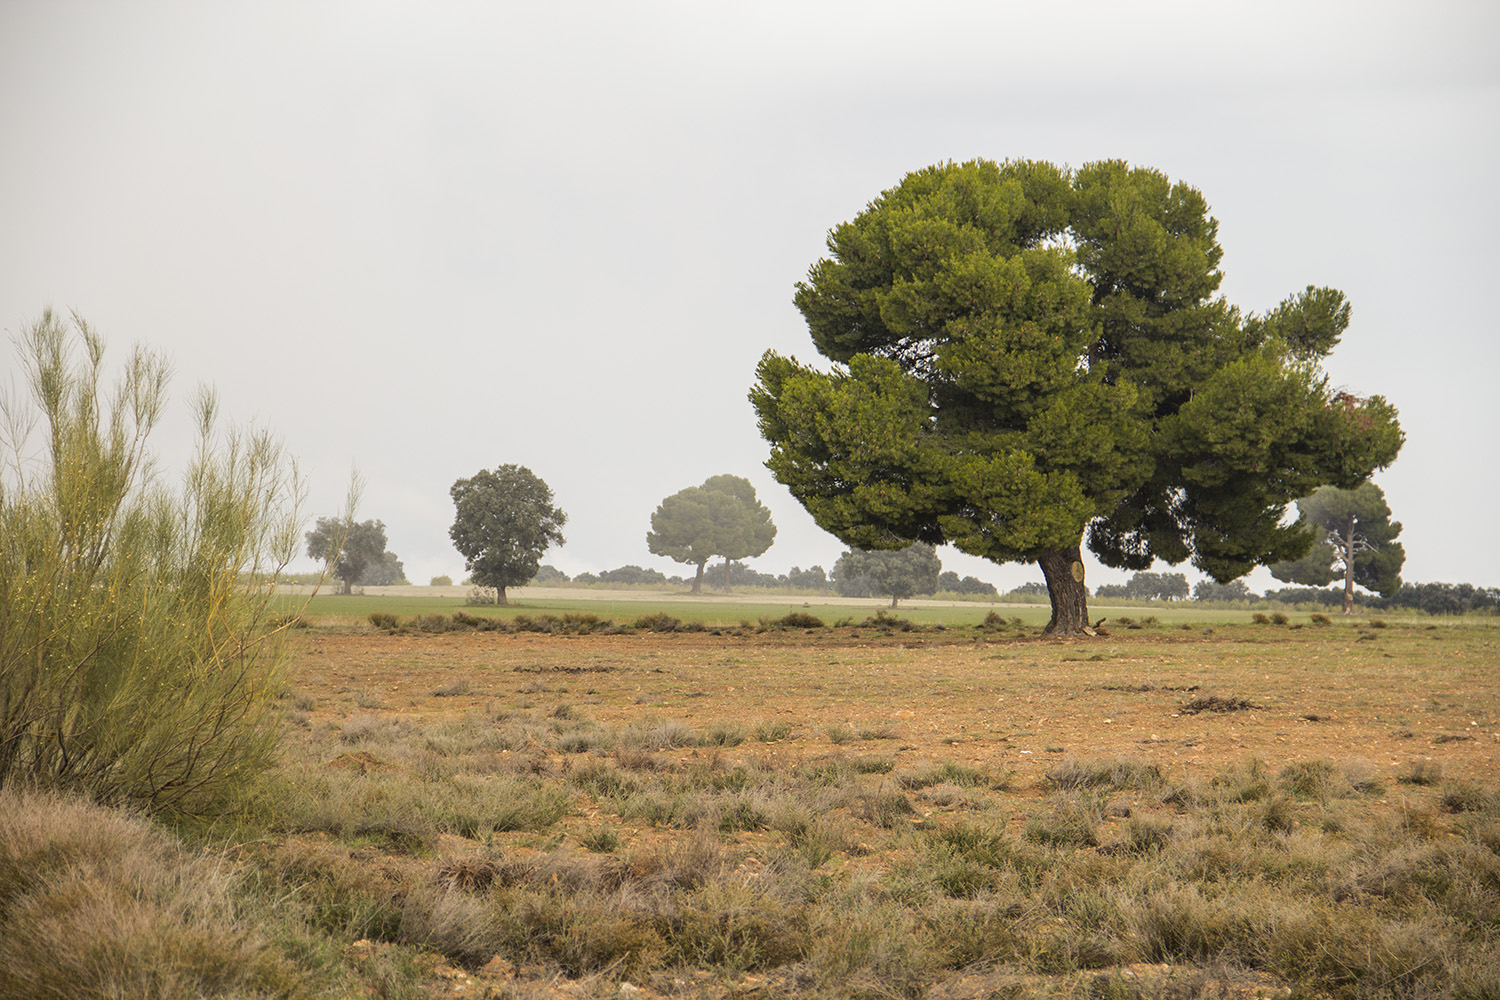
[449,465,566,605]
[646,474,776,593]
[305,518,391,594]
[751,159,1403,634]
[1269,481,1404,614]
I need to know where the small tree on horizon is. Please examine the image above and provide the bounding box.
[449,465,566,606]
[304,518,391,594]
[1269,481,1404,614]
[834,543,942,608]
[646,474,776,593]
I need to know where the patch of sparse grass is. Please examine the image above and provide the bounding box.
[752,720,795,743]
[1024,792,1104,848]
[701,722,747,747]
[1046,756,1165,792]
[0,788,293,999]
[39,622,1488,999]
[1399,759,1445,786]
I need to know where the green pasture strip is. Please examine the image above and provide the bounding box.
[270,591,1412,629]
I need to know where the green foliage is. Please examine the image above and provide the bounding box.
[646,474,777,593]
[429,574,453,586]
[595,564,669,586]
[1193,579,1257,603]
[449,465,566,605]
[531,563,569,584]
[0,313,303,815]
[1269,481,1405,604]
[305,516,392,594]
[833,543,942,606]
[358,550,406,586]
[752,159,1403,632]
[938,570,998,596]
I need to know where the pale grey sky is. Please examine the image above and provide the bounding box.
[3,0,1496,592]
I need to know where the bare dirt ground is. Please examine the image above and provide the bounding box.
[286,622,1499,788]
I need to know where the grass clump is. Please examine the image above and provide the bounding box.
[752,720,795,743]
[632,612,681,632]
[0,787,289,998]
[766,611,825,629]
[1046,756,1164,792]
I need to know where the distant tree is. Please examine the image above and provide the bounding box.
[449,465,566,606]
[358,550,408,586]
[787,565,831,591]
[1377,582,1500,616]
[834,543,941,608]
[1094,583,1129,598]
[1122,571,1190,602]
[751,159,1403,635]
[1269,482,1404,615]
[646,474,776,593]
[1193,579,1256,603]
[429,575,454,587]
[305,518,390,595]
[597,565,669,586]
[1007,582,1050,597]
[1264,586,1343,608]
[712,561,783,590]
[532,564,570,585]
[939,570,998,596]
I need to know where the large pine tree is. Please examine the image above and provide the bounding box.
[751,159,1403,634]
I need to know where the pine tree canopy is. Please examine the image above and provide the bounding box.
[750,159,1403,633]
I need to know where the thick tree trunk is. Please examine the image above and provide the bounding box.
[1038,544,1093,636]
[692,562,705,595]
[722,559,731,592]
[1341,516,1356,615]
[890,595,899,609]
[495,585,508,607]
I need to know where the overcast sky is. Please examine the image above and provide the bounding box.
[3,1,1497,593]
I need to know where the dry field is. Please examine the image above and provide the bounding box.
[287,620,1498,786]
[241,616,1500,1000]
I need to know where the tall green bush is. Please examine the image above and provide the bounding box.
[0,311,305,815]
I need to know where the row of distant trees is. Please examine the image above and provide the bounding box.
[1093,571,1499,614]
[303,467,1493,616]
[529,542,999,608]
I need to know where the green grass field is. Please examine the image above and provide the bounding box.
[285,588,1434,630]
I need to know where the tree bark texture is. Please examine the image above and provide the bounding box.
[691,562,705,595]
[1038,544,1092,636]
[495,585,509,607]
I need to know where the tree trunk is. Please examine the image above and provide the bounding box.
[495,585,508,607]
[1341,516,1356,615]
[890,594,899,609]
[1038,544,1093,636]
[722,559,732,592]
[692,562,705,595]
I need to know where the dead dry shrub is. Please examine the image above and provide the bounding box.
[1180,693,1260,714]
